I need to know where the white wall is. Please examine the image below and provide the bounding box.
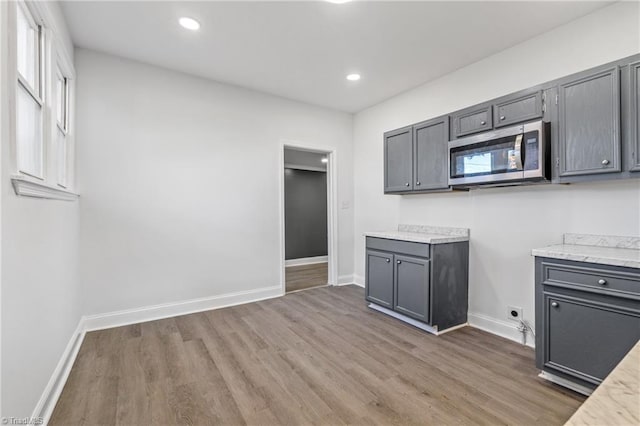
[75,49,354,316]
[0,1,80,419]
[353,1,640,342]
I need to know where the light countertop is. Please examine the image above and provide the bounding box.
[364,224,469,245]
[565,340,640,426]
[532,233,640,269]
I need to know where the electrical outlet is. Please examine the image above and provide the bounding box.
[507,306,523,322]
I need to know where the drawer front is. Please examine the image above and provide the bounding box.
[541,260,640,299]
[366,237,430,258]
[454,106,492,137]
[493,91,542,128]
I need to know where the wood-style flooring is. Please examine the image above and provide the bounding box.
[50,285,585,425]
[285,262,328,292]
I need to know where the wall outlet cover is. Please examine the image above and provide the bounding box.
[507,306,523,322]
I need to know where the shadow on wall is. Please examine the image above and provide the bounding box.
[284,168,328,260]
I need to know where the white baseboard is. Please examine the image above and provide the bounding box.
[31,321,86,425]
[285,256,328,267]
[337,274,354,285]
[353,274,365,288]
[468,312,535,348]
[83,285,282,332]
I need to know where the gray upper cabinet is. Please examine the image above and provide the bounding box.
[413,117,449,191]
[394,255,430,322]
[493,91,543,128]
[452,105,492,137]
[384,126,413,193]
[558,67,621,177]
[365,249,394,309]
[630,61,640,172]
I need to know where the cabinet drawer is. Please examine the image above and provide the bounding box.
[493,91,542,128]
[366,237,430,258]
[541,260,640,299]
[453,106,492,137]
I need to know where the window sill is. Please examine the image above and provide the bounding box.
[11,174,79,201]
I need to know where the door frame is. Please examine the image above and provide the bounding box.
[278,141,338,295]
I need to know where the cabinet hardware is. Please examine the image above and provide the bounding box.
[555,94,558,105]
[500,116,506,121]
[480,121,486,125]
[602,159,610,166]
[405,182,410,187]
[385,258,390,263]
[397,260,402,264]
[416,181,421,186]
[598,279,607,285]
[551,302,559,308]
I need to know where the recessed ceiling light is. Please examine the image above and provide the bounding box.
[346,73,361,81]
[179,17,200,31]
[321,158,329,163]
[326,0,352,3]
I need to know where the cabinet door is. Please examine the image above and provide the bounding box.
[630,61,640,172]
[558,67,621,176]
[384,126,413,193]
[453,106,492,138]
[545,295,640,384]
[493,91,542,128]
[365,250,394,308]
[394,255,430,322]
[413,117,449,191]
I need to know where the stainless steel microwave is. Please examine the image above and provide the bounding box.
[448,120,550,187]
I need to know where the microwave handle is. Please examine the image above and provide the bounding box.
[514,134,523,170]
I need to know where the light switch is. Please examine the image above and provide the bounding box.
[341,201,350,209]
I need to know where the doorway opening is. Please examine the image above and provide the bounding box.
[280,144,337,294]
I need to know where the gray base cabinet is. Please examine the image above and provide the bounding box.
[535,258,640,389]
[365,237,469,331]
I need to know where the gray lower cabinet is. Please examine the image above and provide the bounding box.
[384,126,413,192]
[630,60,640,172]
[365,249,394,309]
[394,255,430,322]
[557,66,621,177]
[535,257,640,390]
[365,237,469,332]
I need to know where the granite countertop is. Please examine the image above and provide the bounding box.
[565,340,640,426]
[532,233,640,269]
[364,224,469,244]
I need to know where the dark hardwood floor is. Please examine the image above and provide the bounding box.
[50,285,584,425]
[285,262,328,292]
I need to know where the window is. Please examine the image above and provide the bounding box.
[16,2,44,178]
[56,67,69,187]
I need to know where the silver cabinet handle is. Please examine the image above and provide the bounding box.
[405,182,410,187]
[598,279,607,285]
[500,116,506,120]
[385,258,390,263]
[416,181,421,186]
[480,121,486,125]
[602,159,610,165]
[397,260,402,264]
[551,302,559,308]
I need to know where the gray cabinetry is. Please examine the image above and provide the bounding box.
[365,249,394,309]
[558,67,621,177]
[493,91,542,128]
[413,117,449,191]
[630,61,640,172]
[535,257,640,391]
[394,255,430,322]
[365,237,469,332]
[384,126,413,192]
[452,105,492,137]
